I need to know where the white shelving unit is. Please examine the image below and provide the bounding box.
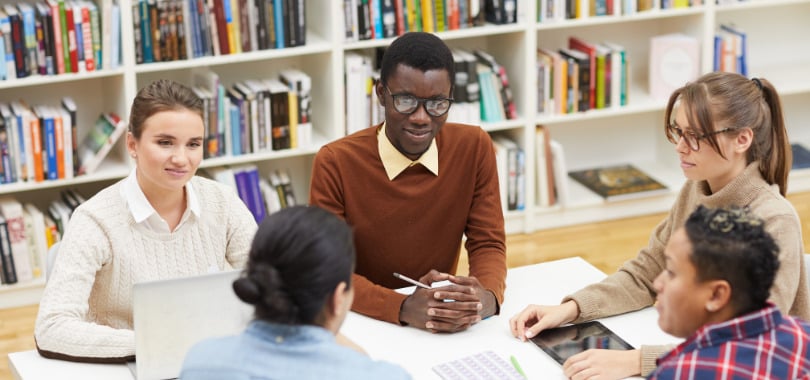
[1,0,809,307]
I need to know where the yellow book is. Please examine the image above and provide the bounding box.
[227,0,240,53]
[287,92,298,149]
[434,0,445,31]
[420,0,433,32]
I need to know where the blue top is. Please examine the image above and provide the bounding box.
[179,320,411,380]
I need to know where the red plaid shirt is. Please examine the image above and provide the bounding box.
[649,303,810,379]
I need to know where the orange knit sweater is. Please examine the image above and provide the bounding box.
[310,123,507,324]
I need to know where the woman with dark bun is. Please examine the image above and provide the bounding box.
[179,205,411,380]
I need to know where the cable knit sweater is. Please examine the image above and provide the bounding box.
[34,176,257,362]
[564,161,809,375]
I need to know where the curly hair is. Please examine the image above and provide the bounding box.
[684,205,779,316]
[379,32,455,88]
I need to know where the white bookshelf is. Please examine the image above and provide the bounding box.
[1,0,809,306]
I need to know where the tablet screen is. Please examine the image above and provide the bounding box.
[529,321,634,365]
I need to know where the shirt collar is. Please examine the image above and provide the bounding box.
[377,122,439,180]
[121,169,201,229]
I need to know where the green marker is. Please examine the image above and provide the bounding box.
[510,355,527,378]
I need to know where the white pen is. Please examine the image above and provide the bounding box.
[393,272,431,289]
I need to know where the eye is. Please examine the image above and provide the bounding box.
[158,140,172,146]
[188,141,202,148]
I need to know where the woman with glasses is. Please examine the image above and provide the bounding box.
[510,71,808,379]
[310,32,506,333]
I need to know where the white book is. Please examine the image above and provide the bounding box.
[549,139,569,206]
[536,127,551,207]
[649,33,699,101]
[0,197,33,282]
[344,52,372,135]
[23,204,48,280]
[258,177,281,215]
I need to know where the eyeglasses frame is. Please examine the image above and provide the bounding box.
[384,86,454,117]
[666,124,736,152]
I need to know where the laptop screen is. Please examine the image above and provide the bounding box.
[131,270,253,380]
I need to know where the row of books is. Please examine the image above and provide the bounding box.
[343,0,517,42]
[537,37,629,115]
[0,97,125,185]
[492,135,525,212]
[538,0,703,22]
[191,68,312,159]
[535,126,669,206]
[713,23,747,76]
[0,190,80,285]
[0,0,121,81]
[206,165,296,224]
[134,0,305,63]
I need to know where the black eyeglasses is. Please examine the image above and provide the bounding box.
[385,87,453,117]
[666,124,735,152]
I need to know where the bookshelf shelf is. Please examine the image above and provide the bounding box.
[2,0,810,306]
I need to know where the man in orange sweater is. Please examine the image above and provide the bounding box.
[310,32,506,333]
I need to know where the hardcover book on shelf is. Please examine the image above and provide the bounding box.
[0,215,17,284]
[0,196,33,282]
[569,163,668,202]
[649,33,699,102]
[792,143,810,170]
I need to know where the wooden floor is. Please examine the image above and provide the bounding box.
[1,191,809,380]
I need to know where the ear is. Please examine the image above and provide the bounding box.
[375,81,386,107]
[126,132,137,158]
[705,280,732,312]
[328,281,350,317]
[734,127,754,153]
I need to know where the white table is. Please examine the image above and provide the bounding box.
[341,256,680,379]
[8,257,680,379]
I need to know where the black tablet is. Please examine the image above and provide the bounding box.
[529,321,634,365]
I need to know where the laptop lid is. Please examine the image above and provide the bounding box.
[131,269,253,380]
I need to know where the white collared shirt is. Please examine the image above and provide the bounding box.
[120,169,201,233]
[377,122,439,180]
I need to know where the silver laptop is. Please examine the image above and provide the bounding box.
[129,269,253,380]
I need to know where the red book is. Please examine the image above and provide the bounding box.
[64,4,78,72]
[212,0,229,54]
[569,36,597,111]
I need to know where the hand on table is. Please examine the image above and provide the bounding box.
[509,300,579,341]
[563,349,641,380]
[398,270,495,333]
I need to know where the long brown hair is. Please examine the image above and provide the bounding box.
[664,72,791,196]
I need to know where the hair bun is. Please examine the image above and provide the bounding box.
[233,277,261,305]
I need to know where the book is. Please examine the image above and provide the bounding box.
[0,196,33,282]
[649,33,699,101]
[792,143,810,170]
[0,215,17,284]
[77,112,125,175]
[569,163,668,201]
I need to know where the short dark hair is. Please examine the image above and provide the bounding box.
[232,206,355,325]
[684,205,779,316]
[379,32,455,88]
[128,79,204,139]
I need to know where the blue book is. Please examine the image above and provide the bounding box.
[233,167,251,213]
[245,167,266,223]
[273,0,283,48]
[229,103,241,156]
[110,2,120,67]
[17,3,37,75]
[139,0,153,63]
[792,144,810,170]
[41,109,57,180]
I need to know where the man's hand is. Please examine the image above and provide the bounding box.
[563,349,641,380]
[398,270,492,333]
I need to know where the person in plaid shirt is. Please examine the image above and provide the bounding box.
[649,205,810,379]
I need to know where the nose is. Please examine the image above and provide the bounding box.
[408,102,431,124]
[170,146,190,164]
[674,135,690,154]
[653,271,665,294]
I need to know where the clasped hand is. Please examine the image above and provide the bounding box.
[399,270,496,333]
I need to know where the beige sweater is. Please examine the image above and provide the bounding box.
[565,161,809,375]
[34,176,257,362]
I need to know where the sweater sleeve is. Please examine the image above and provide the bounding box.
[640,344,675,376]
[763,213,806,317]
[465,130,507,306]
[34,208,135,362]
[566,215,672,322]
[309,146,408,324]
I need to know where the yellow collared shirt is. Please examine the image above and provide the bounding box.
[377,122,439,180]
